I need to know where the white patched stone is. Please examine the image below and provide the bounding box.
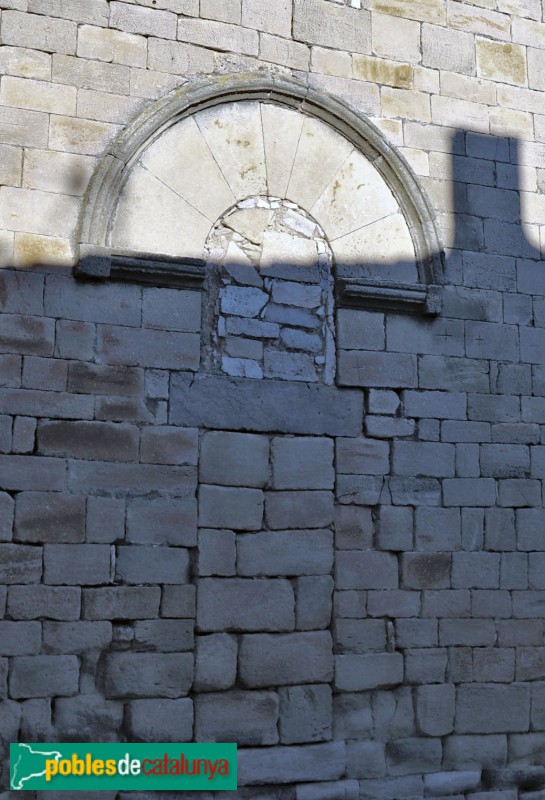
[287,116,353,211]
[196,101,267,199]
[271,281,322,308]
[141,116,235,224]
[220,286,268,317]
[261,231,319,270]
[311,148,400,240]
[224,207,274,245]
[111,164,211,258]
[261,103,305,199]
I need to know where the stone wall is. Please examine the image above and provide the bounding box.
[2,2,545,800]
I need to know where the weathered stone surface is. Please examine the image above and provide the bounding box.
[194,634,237,692]
[195,691,279,744]
[238,741,345,785]
[170,374,363,436]
[200,431,269,487]
[279,684,332,744]
[101,652,193,698]
[128,698,194,742]
[238,530,333,576]
[197,578,294,632]
[239,632,333,687]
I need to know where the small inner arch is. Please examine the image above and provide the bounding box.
[203,196,336,385]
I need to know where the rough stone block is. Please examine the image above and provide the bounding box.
[337,350,417,388]
[83,586,160,620]
[296,576,333,631]
[401,553,451,590]
[265,491,334,530]
[15,492,85,544]
[443,734,507,769]
[239,632,333,687]
[0,621,41,655]
[134,619,194,652]
[195,690,279,745]
[456,684,530,733]
[197,578,294,632]
[44,544,111,585]
[293,0,371,53]
[115,546,190,584]
[198,528,236,576]
[171,374,363,436]
[38,420,138,462]
[392,441,455,477]
[128,698,193,742]
[199,485,263,531]
[200,431,269,487]
[443,478,497,506]
[335,653,403,691]
[238,741,345,786]
[97,325,199,370]
[336,551,398,590]
[10,655,79,698]
[336,437,389,475]
[279,684,332,744]
[238,530,333,577]
[42,621,112,653]
[334,619,386,653]
[161,585,196,619]
[68,461,196,497]
[451,553,500,589]
[126,497,197,547]
[403,390,467,420]
[271,437,334,490]
[386,737,442,776]
[101,652,193,698]
[194,634,237,692]
[405,648,447,683]
[56,695,123,741]
[140,426,198,466]
[7,585,80,621]
[2,10,76,53]
[335,505,373,550]
[0,544,42,584]
[415,507,461,551]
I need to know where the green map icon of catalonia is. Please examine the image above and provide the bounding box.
[11,743,63,790]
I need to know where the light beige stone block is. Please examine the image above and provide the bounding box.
[311,46,351,78]
[399,147,429,176]
[0,231,14,267]
[440,72,496,105]
[369,117,403,147]
[476,39,527,87]
[0,106,48,148]
[122,0,198,11]
[111,163,212,258]
[0,144,22,187]
[431,95,489,133]
[242,0,291,37]
[0,1,27,9]
[77,89,145,124]
[52,54,130,94]
[528,47,545,92]
[367,0,445,24]
[413,66,440,94]
[261,103,304,198]
[306,74,380,116]
[147,37,214,75]
[2,10,76,54]
[23,149,95,196]
[110,1,177,38]
[0,46,51,80]
[331,212,416,273]
[141,116,235,222]
[489,107,533,140]
[447,1,510,41]
[0,187,80,237]
[195,101,267,199]
[422,24,475,74]
[511,17,545,48]
[129,67,181,98]
[14,232,73,266]
[178,17,259,56]
[225,208,273,245]
[293,0,371,55]
[311,149,399,240]
[77,25,147,68]
[497,85,542,115]
[371,12,421,65]
[49,115,119,156]
[404,122,457,154]
[200,0,241,23]
[498,0,540,21]
[27,0,109,25]
[381,87,431,122]
[0,76,76,115]
[353,55,412,89]
[287,115,352,211]
[259,33,309,71]
[521,192,545,226]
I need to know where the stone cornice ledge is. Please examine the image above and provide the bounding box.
[337,279,443,316]
[74,248,206,290]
